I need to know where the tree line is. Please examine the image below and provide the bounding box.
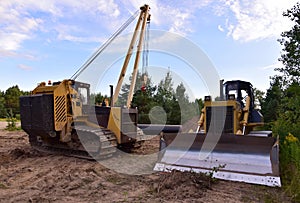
[117,70,203,124]
[90,70,204,125]
[0,71,204,126]
[0,86,29,118]
[259,3,300,201]
[260,2,300,140]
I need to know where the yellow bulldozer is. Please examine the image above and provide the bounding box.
[154,80,281,187]
[19,5,151,159]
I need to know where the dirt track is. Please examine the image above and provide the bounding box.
[0,123,287,202]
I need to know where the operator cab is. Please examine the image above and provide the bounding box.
[223,80,254,109]
[223,80,262,123]
[73,81,90,105]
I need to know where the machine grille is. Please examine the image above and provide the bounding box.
[55,96,67,122]
[206,106,234,133]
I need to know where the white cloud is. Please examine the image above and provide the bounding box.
[261,61,283,70]
[1,0,298,58]
[218,25,224,32]
[0,50,36,60]
[0,0,217,57]
[0,1,43,54]
[0,32,29,51]
[156,0,213,35]
[121,0,214,36]
[57,33,104,43]
[222,0,299,42]
[123,0,300,42]
[0,0,122,57]
[96,0,120,18]
[18,64,33,71]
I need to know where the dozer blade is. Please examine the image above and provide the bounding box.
[154,133,281,187]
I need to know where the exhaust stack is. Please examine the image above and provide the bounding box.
[110,85,114,107]
[220,79,224,100]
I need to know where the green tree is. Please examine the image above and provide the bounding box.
[118,71,157,123]
[118,70,199,125]
[174,83,199,124]
[90,92,108,105]
[154,71,176,124]
[278,2,300,84]
[131,84,157,123]
[195,98,204,112]
[155,71,174,104]
[261,78,283,123]
[118,82,130,107]
[271,81,300,202]
[0,91,6,118]
[173,83,187,124]
[272,82,300,140]
[4,85,22,116]
[21,90,30,96]
[118,71,151,107]
[168,96,181,124]
[271,4,300,201]
[176,83,189,104]
[272,2,300,139]
[253,88,265,110]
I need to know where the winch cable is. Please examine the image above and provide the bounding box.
[141,21,150,89]
[70,9,140,80]
[142,21,150,74]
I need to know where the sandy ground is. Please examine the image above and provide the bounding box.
[0,122,288,203]
[0,122,7,130]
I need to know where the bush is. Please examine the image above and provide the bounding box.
[5,109,21,131]
[280,133,300,202]
[15,113,20,121]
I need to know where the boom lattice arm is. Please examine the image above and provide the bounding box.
[113,5,150,107]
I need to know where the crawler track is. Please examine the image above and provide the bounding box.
[28,125,117,160]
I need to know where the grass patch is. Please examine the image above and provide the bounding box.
[105,175,124,185]
[0,183,8,189]
[5,122,22,131]
[5,125,22,131]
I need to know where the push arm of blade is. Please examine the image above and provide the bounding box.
[197,108,205,133]
[241,96,250,135]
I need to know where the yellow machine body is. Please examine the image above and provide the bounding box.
[20,5,151,157]
[155,80,281,187]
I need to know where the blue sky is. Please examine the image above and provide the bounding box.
[0,0,298,98]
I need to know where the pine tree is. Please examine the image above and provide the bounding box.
[261,78,283,123]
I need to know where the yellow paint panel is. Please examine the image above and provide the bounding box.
[203,100,241,134]
[53,80,69,131]
[108,107,121,144]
